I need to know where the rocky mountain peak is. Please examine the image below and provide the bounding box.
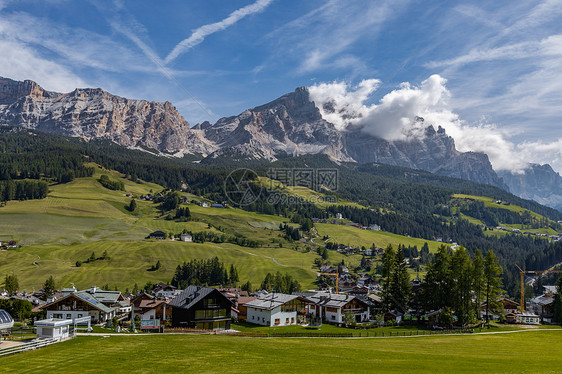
[0,77,54,104]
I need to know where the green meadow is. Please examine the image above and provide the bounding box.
[0,167,366,290]
[315,223,448,252]
[2,330,562,373]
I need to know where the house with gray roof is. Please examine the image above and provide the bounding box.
[305,292,370,325]
[169,285,232,330]
[40,286,124,323]
[243,293,308,327]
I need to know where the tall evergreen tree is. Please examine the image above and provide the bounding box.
[43,275,56,297]
[472,249,485,320]
[553,276,562,324]
[484,250,503,324]
[421,245,452,312]
[381,244,396,311]
[390,245,411,312]
[450,247,473,325]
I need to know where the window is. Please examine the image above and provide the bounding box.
[66,314,71,319]
[286,318,290,324]
[252,315,254,320]
[275,318,280,325]
[331,315,336,320]
[291,317,295,324]
[78,314,82,318]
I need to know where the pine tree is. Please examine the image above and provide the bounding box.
[390,245,411,313]
[128,198,136,212]
[229,264,239,285]
[472,249,485,320]
[422,245,452,312]
[43,275,56,297]
[484,250,503,324]
[381,245,396,311]
[450,247,472,325]
[553,276,562,324]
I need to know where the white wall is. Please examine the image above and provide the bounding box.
[47,309,105,323]
[246,306,297,327]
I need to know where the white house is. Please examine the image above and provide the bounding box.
[200,202,209,208]
[154,285,181,299]
[180,233,193,242]
[368,224,381,231]
[335,213,343,219]
[34,318,72,340]
[516,312,540,325]
[244,293,307,327]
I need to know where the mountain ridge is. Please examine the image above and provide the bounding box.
[3,76,561,210]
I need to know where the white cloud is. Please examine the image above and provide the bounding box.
[0,10,151,74]
[308,74,562,174]
[425,34,562,69]
[164,0,274,64]
[265,0,409,75]
[308,79,380,130]
[0,39,86,92]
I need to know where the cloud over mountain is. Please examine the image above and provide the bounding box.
[309,75,562,174]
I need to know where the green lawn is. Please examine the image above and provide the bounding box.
[315,223,448,252]
[2,330,562,373]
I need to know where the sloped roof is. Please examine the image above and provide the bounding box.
[305,292,364,309]
[244,293,301,311]
[82,288,122,303]
[169,285,218,310]
[42,293,113,314]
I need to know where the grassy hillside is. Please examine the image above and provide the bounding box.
[0,166,366,290]
[2,330,562,373]
[315,223,447,252]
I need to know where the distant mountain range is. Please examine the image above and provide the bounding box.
[1,76,561,211]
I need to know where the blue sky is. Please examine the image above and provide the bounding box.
[1,0,562,172]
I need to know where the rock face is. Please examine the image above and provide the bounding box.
[499,164,562,212]
[204,87,507,189]
[204,87,350,161]
[0,77,509,190]
[0,77,216,155]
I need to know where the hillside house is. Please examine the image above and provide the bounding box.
[153,283,180,299]
[169,286,232,330]
[305,292,370,325]
[244,293,308,327]
[148,231,166,239]
[180,233,193,242]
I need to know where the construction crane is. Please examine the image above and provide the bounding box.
[318,272,339,294]
[515,264,562,312]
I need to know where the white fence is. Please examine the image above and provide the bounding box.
[0,338,61,356]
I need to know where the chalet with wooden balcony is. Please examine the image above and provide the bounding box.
[305,292,370,325]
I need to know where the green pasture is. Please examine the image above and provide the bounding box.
[315,223,448,252]
[2,330,562,373]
